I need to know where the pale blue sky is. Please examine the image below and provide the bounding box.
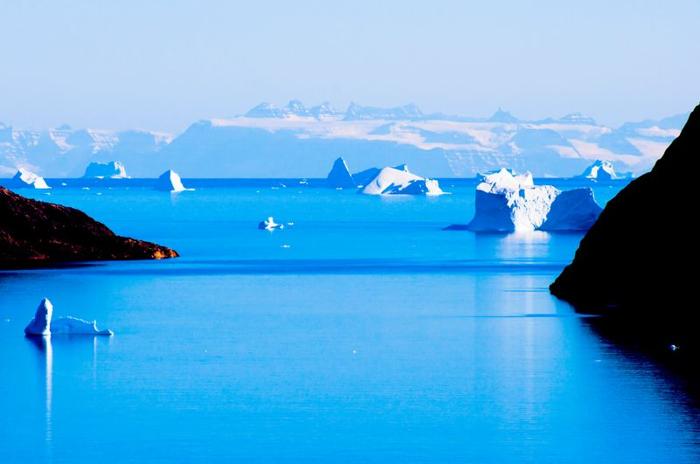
[1,0,698,131]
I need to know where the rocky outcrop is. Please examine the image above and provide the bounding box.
[550,105,699,313]
[0,187,178,267]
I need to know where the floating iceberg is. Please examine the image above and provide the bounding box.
[156,169,190,192]
[464,168,601,232]
[326,157,356,188]
[361,166,445,195]
[83,161,128,179]
[8,168,51,189]
[24,298,113,336]
[540,188,602,231]
[577,160,618,180]
[258,216,284,231]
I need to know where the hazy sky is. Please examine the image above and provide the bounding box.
[1,0,698,132]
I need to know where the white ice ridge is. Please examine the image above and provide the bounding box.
[24,298,113,336]
[467,168,602,232]
[156,169,191,192]
[83,161,128,178]
[258,216,284,231]
[9,168,51,189]
[361,166,445,195]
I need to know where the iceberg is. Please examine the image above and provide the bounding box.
[8,168,51,189]
[465,168,601,232]
[326,157,356,188]
[156,169,190,192]
[578,160,621,181]
[540,188,603,231]
[258,216,284,231]
[361,166,445,196]
[83,161,128,178]
[24,298,113,336]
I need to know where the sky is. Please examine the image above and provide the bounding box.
[0,0,698,132]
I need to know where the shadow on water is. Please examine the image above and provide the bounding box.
[582,315,700,411]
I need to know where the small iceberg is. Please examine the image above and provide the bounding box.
[361,166,445,195]
[83,161,128,179]
[258,216,284,231]
[156,169,191,192]
[8,168,51,189]
[326,157,356,188]
[24,298,113,336]
[456,168,601,232]
[577,160,631,181]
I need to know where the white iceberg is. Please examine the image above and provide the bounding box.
[326,157,356,188]
[24,298,113,336]
[578,160,622,181]
[156,169,190,192]
[361,166,445,196]
[8,168,51,189]
[258,216,284,231]
[466,168,601,232]
[83,161,128,179]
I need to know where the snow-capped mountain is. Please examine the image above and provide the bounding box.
[0,101,688,178]
[0,124,171,177]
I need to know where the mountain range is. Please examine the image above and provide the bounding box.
[0,101,687,178]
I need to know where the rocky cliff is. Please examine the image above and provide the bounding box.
[550,104,699,314]
[1,187,178,267]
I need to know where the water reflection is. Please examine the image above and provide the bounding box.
[26,336,53,447]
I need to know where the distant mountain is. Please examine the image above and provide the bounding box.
[0,124,171,177]
[343,102,424,121]
[0,102,689,178]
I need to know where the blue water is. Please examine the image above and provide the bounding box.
[2,179,699,463]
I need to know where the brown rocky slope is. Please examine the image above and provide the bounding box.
[1,187,178,267]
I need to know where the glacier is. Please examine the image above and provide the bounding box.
[464,168,602,232]
[24,298,113,336]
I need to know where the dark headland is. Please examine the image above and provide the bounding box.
[551,103,700,355]
[1,186,178,268]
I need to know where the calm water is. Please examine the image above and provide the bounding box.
[1,179,699,463]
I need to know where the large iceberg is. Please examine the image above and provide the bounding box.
[24,298,113,336]
[7,168,51,189]
[156,169,190,192]
[464,168,601,232]
[578,160,623,181]
[361,166,445,196]
[326,157,356,188]
[83,161,128,178]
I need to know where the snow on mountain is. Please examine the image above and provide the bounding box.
[0,125,171,177]
[0,103,688,178]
